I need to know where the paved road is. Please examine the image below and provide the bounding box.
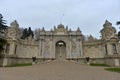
[0,60,120,80]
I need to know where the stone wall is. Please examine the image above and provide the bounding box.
[16,44,39,58]
[83,41,105,58]
[104,56,120,67]
[1,20,119,67]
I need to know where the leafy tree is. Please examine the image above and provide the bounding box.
[116,21,120,40]
[0,13,7,53]
[0,13,7,31]
[21,27,34,39]
[116,21,120,25]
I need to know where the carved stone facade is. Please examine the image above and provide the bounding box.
[1,20,120,67]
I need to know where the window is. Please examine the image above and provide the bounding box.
[105,45,108,55]
[14,45,17,54]
[112,44,117,54]
[6,44,10,54]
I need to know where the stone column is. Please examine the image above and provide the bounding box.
[80,41,83,56]
[39,40,42,58]
[39,39,45,58]
[53,41,55,59]
[66,42,69,59]
[9,41,15,55]
[42,40,45,58]
[50,40,54,58]
[69,40,72,58]
[76,40,80,58]
[116,44,119,54]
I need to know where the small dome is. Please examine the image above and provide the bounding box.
[57,24,64,28]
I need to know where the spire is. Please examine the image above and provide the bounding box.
[42,27,45,31]
[69,28,71,32]
[50,28,53,32]
[77,27,80,31]
[10,20,19,28]
[54,26,56,30]
[103,20,112,27]
[60,14,64,24]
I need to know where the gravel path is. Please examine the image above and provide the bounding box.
[0,60,120,80]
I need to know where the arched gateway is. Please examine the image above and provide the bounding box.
[39,24,83,60]
[55,41,66,60]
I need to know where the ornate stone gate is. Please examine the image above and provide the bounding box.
[39,24,83,60]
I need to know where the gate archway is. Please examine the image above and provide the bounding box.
[55,41,66,60]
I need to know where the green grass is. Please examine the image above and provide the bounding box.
[5,63,32,67]
[90,63,110,67]
[105,68,120,73]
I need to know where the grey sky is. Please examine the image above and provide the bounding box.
[0,0,120,38]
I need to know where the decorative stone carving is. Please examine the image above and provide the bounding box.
[76,27,81,34]
[7,20,20,40]
[100,20,116,40]
[10,20,19,28]
[87,35,97,42]
[55,24,68,35]
[71,40,77,58]
[44,40,50,58]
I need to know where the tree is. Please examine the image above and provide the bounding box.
[116,21,120,40]
[0,13,7,54]
[0,13,7,31]
[116,21,120,25]
[21,27,34,39]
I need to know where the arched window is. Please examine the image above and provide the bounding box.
[14,45,17,54]
[105,45,108,55]
[5,43,10,54]
[112,44,117,54]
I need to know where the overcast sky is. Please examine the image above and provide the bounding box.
[0,0,120,38]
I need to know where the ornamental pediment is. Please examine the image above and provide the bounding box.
[55,24,68,35]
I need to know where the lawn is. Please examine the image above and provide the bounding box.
[90,63,110,67]
[105,68,120,73]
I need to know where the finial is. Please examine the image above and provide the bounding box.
[66,26,68,30]
[10,20,19,28]
[54,26,56,30]
[60,14,64,24]
[77,27,80,31]
[42,27,45,31]
[50,29,53,32]
[103,19,112,27]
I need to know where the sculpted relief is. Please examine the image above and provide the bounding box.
[71,40,77,58]
[44,39,50,58]
[100,20,116,40]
